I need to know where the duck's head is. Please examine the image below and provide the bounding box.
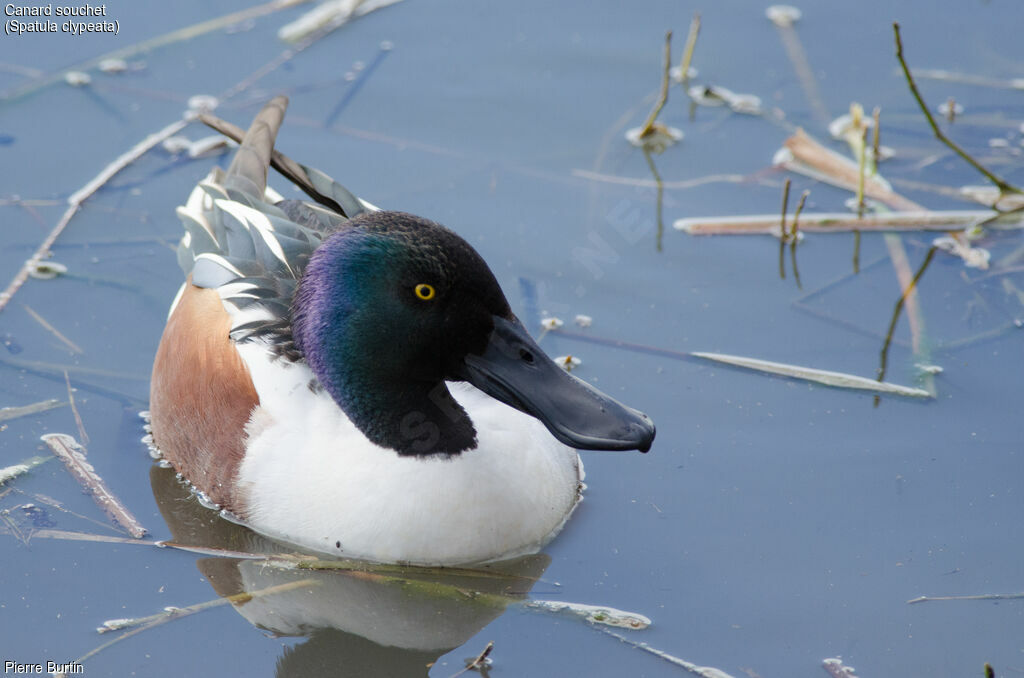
[292,211,655,457]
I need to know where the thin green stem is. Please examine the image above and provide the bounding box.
[877,246,937,387]
[893,23,1020,195]
[778,178,791,279]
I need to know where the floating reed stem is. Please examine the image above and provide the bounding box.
[41,433,147,538]
[676,210,1017,235]
[0,117,189,315]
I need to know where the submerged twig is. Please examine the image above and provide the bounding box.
[638,31,673,138]
[0,398,65,423]
[893,23,1020,196]
[0,117,189,315]
[597,625,739,678]
[853,230,861,274]
[41,433,147,538]
[64,371,89,445]
[693,351,932,398]
[876,247,937,392]
[571,169,744,190]
[767,5,829,126]
[80,580,318,665]
[642,147,665,251]
[23,304,83,354]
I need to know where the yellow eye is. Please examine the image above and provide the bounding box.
[414,283,436,301]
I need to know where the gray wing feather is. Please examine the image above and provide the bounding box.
[173,95,376,357]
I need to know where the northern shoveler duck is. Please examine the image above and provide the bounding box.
[150,96,655,565]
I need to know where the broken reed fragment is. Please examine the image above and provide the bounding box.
[41,433,148,538]
[692,352,932,398]
[777,129,923,211]
[907,591,1024,604]
[674,210,1022,235]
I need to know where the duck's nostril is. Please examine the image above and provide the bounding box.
[518,348,534,364]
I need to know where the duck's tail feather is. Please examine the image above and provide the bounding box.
[224,95,289,200]
[198,108,372,219]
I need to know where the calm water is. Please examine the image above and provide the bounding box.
[1,1,1023,676]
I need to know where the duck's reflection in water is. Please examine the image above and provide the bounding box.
[151,465,550,677]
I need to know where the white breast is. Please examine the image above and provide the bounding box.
[233,342,583,565]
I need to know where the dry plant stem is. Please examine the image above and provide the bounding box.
[0,0,311,102]
[0,526,153,545]
[638,31,673,138]
[677,210,1009,234]
[22,304,83,354]
[782,129,924,211]
[6,486,126,534]
[908,592,1024,604]
[448,641,495,678]
[572,169,745,190]
[911,68,1024,90]
[597,626,739,678]
[893,23,1020,196]
[0,512,28,546]
[0,398,64,423]
[41,433,148,538]
[693,351,931,398]
[679,12,701,84]
[0,117,188,315]
[77,580,318,665]
[64,371,89,444]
